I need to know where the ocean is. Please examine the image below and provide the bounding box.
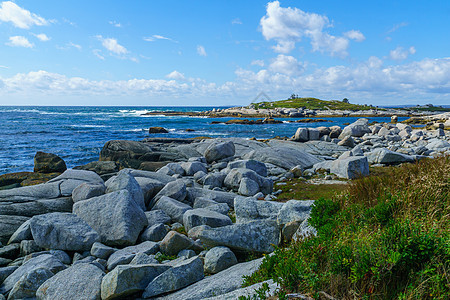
[0,106,407,175]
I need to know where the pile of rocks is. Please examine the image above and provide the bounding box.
[1,120,448,299]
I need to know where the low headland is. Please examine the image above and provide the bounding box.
[0,101,449,299]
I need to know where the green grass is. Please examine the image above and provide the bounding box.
[251,97,379,111]
[243,156,450,299]
[276,179,348,201]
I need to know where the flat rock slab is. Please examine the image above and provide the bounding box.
[183,208,232,232]
[0,197,73,217]
[153,258,263,300]
[37,262,105,300]
[30,212,100,251]
[198,220,280,253]
[101,264,170,300]
[73,190,147,247]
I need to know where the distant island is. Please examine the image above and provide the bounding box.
[144,97,450,118]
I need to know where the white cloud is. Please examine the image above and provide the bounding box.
[92,49,104,60]
[389,46,416,61]
[197,45,207,56]
[33,33,50,41]
[0,65,8,69]
[69,42,81,50]
[387,22,408,34]
[96,35,128,55]
[269,55,303,76]
[166,70,185,80]
[260,1,363,57]
[0,1,48,29]
[109,21,122,28]
[143,34,177,43]
[251,60,265,67]
[6,36,34,48]
[344,30,365,42]
[231,18,242,25]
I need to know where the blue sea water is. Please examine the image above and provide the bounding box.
[0,106,407,175]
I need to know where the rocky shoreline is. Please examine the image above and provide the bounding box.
[142,105,437,119]
[0,113,449,299]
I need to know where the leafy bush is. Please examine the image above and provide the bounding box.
[244,156,450,299]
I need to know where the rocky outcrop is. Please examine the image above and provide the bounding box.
[33,151,67,174]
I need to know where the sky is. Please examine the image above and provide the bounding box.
[0,0,449,106]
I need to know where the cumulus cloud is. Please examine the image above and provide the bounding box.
[166,70,185,80]
[6,36,34,48]
[269,55,304,76]
[389,46,416,61]
[96,35,128,55]
[260,1,363,56]
[0,1,48,29]
[33,33,50,41]
[251,60,265,67]
[197,45,207,56]
[344,30,365,42]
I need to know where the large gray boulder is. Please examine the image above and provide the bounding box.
[197,220,280,253]
[234,197,283,223]
[139,223,168,242]
[72,183,106,203]
[159,231,196,256]
[0,197,73,217]
[0,254,65,294]
[204,246,237,274]
[91,242,116,260]
[151,180,187,208]
[277,200,315,226]
[202,173,226,189]
[101,264,170,300]
[293,127,309,142]
[204,141,235,163]
[99,140,155,169]
[107,241,159,270]
[152,258,263,300]
[227,160,267,177]
[30,212,100,251]
[243,146,321,170]
[134,177,166,206]
[224,168,272,195]
[125,169,175,185]
[181,162,208,176]
[105,170,145,211]
[183,209,232,232]
[153,196,192,223]
[143,256,204,298]
[73,190,147,246]
[8,267,54,300]
[330,156,370,179]
[366,148,415,165]
[47,169,104,196]
[145,210,171,227]
[36,262,105,300]
[339,118,371,138]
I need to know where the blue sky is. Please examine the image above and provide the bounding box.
[0,0,449,106]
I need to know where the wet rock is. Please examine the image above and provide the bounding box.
[34,151,67,173]
[100,140,155,169]
[149,127,169,134]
